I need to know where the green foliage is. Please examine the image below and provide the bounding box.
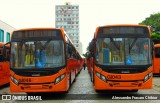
[83,46,89,58]
[82,52,87,58]
[139,13,160,44]
[151,32,160,44]
[139,13,160,32]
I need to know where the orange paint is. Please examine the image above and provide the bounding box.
[0,42,10,86]
[153,44,160,74]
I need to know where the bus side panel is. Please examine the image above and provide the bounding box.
[67,58,75,84]
[153,58,160,74]
[78,60,82,73]
[5,62,10,84]
[0,62,10,86]
[75,60,79,75]
[0,63,4,86]
[87,59,91,73]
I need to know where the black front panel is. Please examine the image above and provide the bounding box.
[96,64,151,74]
[11,66,65,77]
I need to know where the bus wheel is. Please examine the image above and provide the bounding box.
[131,90,138,92]
[65,73,71,94]
[91,72,93,82]
[92,71,94,84]
[95,90,103,93]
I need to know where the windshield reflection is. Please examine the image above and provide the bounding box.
[96,38,151,65]
[11,40,65,69]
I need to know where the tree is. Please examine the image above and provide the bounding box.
[82,46,89,58]
[151,32,160,44]
[139,13,160,44]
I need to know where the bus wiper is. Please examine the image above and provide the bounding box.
[129,38,137,54]
[42,40,51,49]
[110,37,120,50]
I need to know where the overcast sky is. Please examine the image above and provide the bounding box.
[0,0,160,53]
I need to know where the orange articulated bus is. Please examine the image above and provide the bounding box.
[88,24,153,92]
[10,28,81,93]
[75,52,83,76]
[153,44,160,75]
[0,42,10,86]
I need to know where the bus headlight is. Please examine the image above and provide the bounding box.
[96,72,107,82]
[148,72,152,78]
[61,74,65,80]
[10,76,19,85]
[55,77,61,84]
[54,74,66,85]
[96,72,101,78]
[144,75,149,82]
[10,76,14,81]
[144,72,152,82]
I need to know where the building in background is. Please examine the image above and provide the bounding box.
[79,42,83,54]
[55,2,82,54]
[0,20,15,43]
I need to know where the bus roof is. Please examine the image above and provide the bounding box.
[0,42,4,46]
[154,44,160,48]
[13,28,62,32]
[102,24,148,27]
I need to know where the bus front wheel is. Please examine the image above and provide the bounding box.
[131,90,138,92]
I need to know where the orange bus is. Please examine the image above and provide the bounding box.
[153,44,160,75]
[0,42,10,86]
[10,28,81,93]
[88,24,153,92]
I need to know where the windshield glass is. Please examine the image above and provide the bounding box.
[11,40,65,69]
[96,38,151,65]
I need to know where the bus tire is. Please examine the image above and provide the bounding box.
[92,71,94,84]
[131,90,138,92]
[95,90,102,93]
[91,72,93,82]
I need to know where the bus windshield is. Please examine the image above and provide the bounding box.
[11,40,65,69]
[96,37,151,65]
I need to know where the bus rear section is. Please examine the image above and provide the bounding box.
[0,42,10,86]
[10,28,77,93]
[153,44,160,75]
[91,25,153,91]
